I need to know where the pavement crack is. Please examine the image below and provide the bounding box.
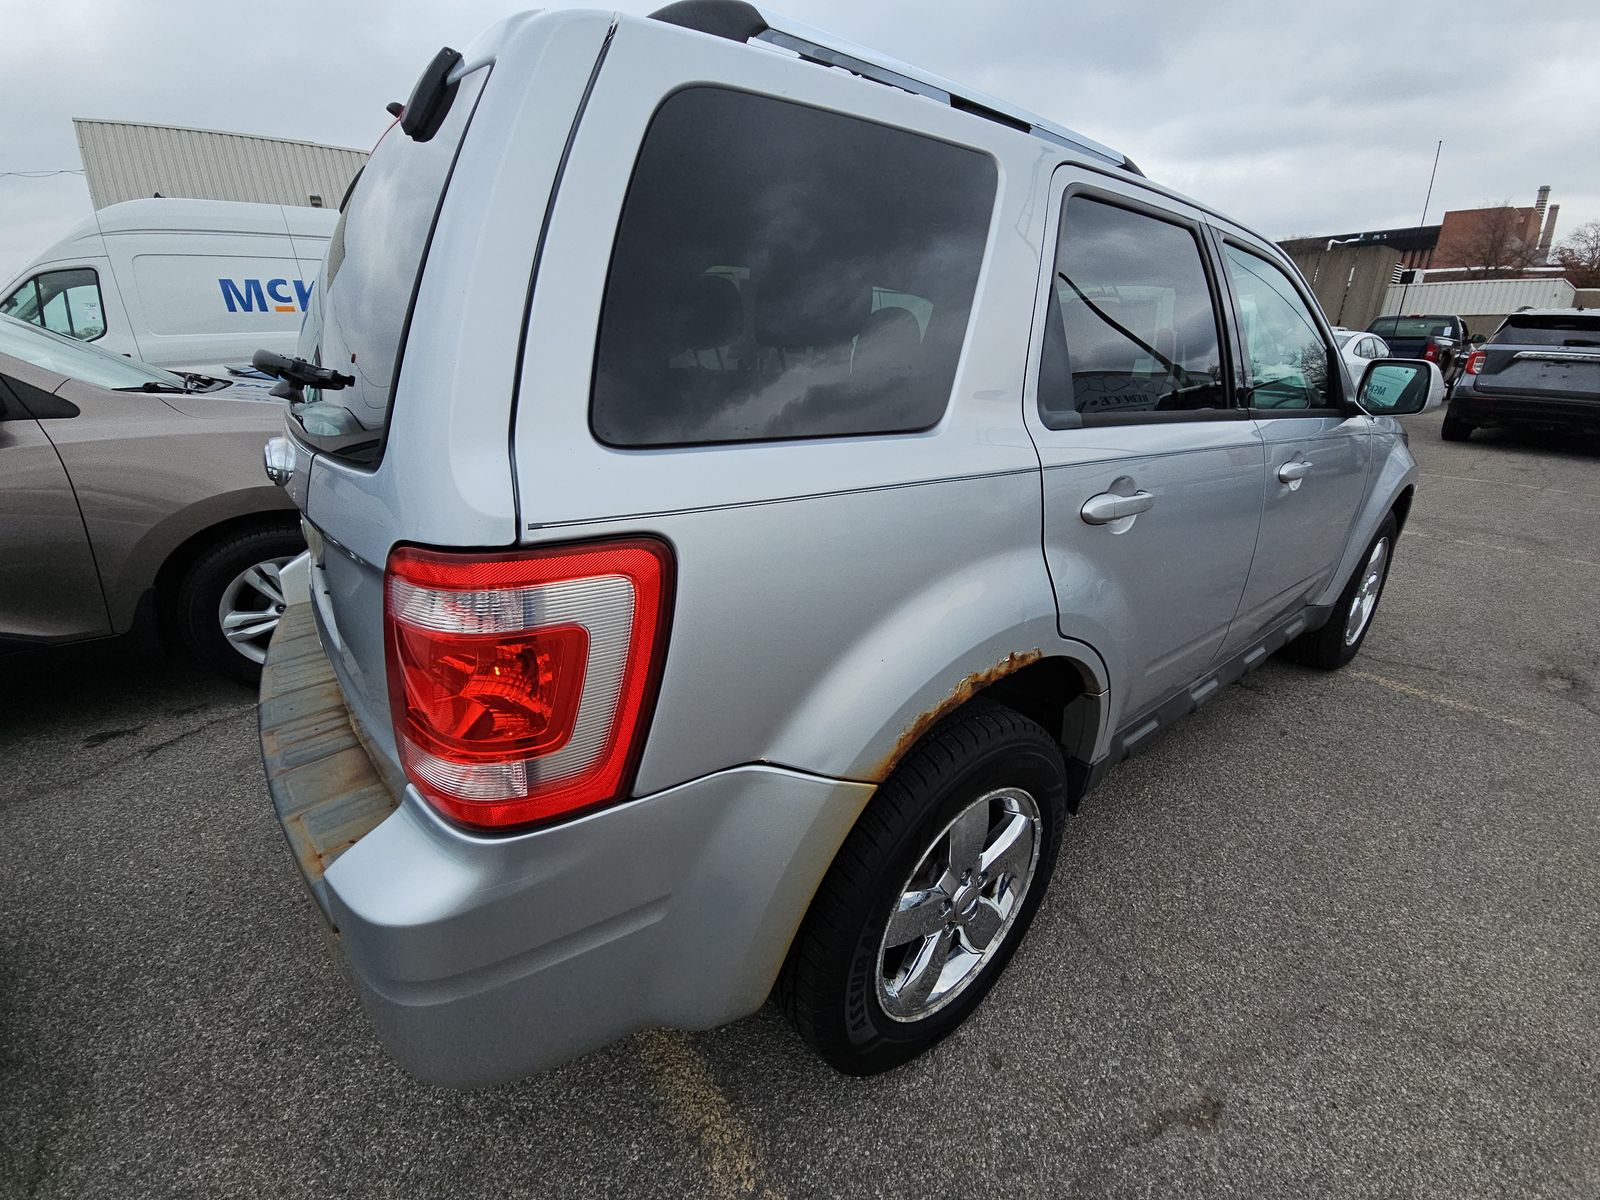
[637,1029,785,1200]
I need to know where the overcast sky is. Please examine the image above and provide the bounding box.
[4,0,1598,280]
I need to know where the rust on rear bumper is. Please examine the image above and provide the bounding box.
[258,603,396,920]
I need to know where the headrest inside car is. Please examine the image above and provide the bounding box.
[755,261,870,350]
[670,274,744,351]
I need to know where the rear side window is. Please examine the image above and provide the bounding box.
[292,67,488,462]
[1039,196,1226,423]
[1491,317,1600,347]
[591,88,997,448]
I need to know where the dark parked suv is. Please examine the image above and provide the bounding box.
[1367,314,1471,387]
[1444,309,1600,441]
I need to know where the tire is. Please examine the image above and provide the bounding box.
[1285,516,1397,671]
[1441,411,1474,441]
[175,524,304,684]
[778,699,1068,1075]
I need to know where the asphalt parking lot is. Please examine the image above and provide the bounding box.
[2,407,1597,1200]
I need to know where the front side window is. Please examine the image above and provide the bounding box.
[591,88,997,447]
[1038,196,1226,423]
[1222,245,1333,410]
[0,269,105,341]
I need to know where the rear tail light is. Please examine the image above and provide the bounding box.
[1465,350,1486,375]
[1423,342,1438,362]
[384,538,673,831]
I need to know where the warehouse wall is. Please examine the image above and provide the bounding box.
[74,119,367,211]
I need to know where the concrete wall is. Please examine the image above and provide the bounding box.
[1285,243,1402,331]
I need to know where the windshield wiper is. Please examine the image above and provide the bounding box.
[116,381,186,393]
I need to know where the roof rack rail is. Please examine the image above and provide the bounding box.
[648,1,1144,177]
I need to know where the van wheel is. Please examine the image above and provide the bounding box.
[1441,412,1474,441]
[1285,516,1397,671]
[778,700,1067,1075]
[176,525,304,684]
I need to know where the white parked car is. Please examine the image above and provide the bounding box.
[1333,327,1391,379]
[0,198,337,378]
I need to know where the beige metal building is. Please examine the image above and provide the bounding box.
[72,118,367,211]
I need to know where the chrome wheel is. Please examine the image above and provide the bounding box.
[875,787,1042,1023]
[1343,537,1390,647]
[217,556,294,664]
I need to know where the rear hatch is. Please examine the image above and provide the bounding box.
[280,57,501,758]
[1473,314,1600,400]
[271,13,616,771]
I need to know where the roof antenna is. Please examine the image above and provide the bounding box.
[1395,139,1442,316]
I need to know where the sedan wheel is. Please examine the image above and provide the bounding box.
[217,556,295,665]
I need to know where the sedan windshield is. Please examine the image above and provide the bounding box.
[0,314,187,390]
[1333,331,1357,347]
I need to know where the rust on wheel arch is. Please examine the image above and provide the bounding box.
[869,649,1044,782]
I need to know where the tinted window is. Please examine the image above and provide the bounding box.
[0,269,105,341]
[1491,316,1600,347]
[1222,245,1332,410]
[591,88,996,447]
[293,67,488,462]
[1039,197,1225,421]
[1368,317,1452,339]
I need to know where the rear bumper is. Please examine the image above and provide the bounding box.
[1451,387,1600,430]
[259,603,874,1087]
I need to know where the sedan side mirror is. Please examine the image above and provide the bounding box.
[1357,359,1441,416]
[1470,333,1488,345]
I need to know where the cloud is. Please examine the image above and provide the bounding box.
[3,0,1597,283]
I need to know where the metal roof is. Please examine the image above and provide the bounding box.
[73,119,368,211]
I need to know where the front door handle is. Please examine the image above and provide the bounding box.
[1277,459,1314,484]
[1081,490,1156,525]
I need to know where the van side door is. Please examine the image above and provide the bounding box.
[1211,233,1371,650]
[0,364,110,644]
[1025,173,1263,733]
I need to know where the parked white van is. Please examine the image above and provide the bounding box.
[0,198,337,377]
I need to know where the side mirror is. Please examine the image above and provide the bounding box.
[1470,333,1488,345]
[1357,359,1441,416]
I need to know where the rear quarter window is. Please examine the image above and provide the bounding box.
[591,87,998,448]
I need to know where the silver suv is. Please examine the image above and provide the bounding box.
[257,2,1437,1085]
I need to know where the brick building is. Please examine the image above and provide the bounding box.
[1282,186,1561,273]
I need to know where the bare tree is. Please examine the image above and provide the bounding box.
[1553,220,1600,289]
[1447,201,1541,273]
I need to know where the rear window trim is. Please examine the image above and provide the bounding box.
[586,82,1001,452]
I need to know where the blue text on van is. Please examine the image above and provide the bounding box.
[219,278,314,314]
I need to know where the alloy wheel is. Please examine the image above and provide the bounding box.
[875,787,1042,1023]
[217,556,295,664]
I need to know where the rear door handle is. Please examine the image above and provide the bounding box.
[1081,490,1156,525]
[1277,459,1314,483]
